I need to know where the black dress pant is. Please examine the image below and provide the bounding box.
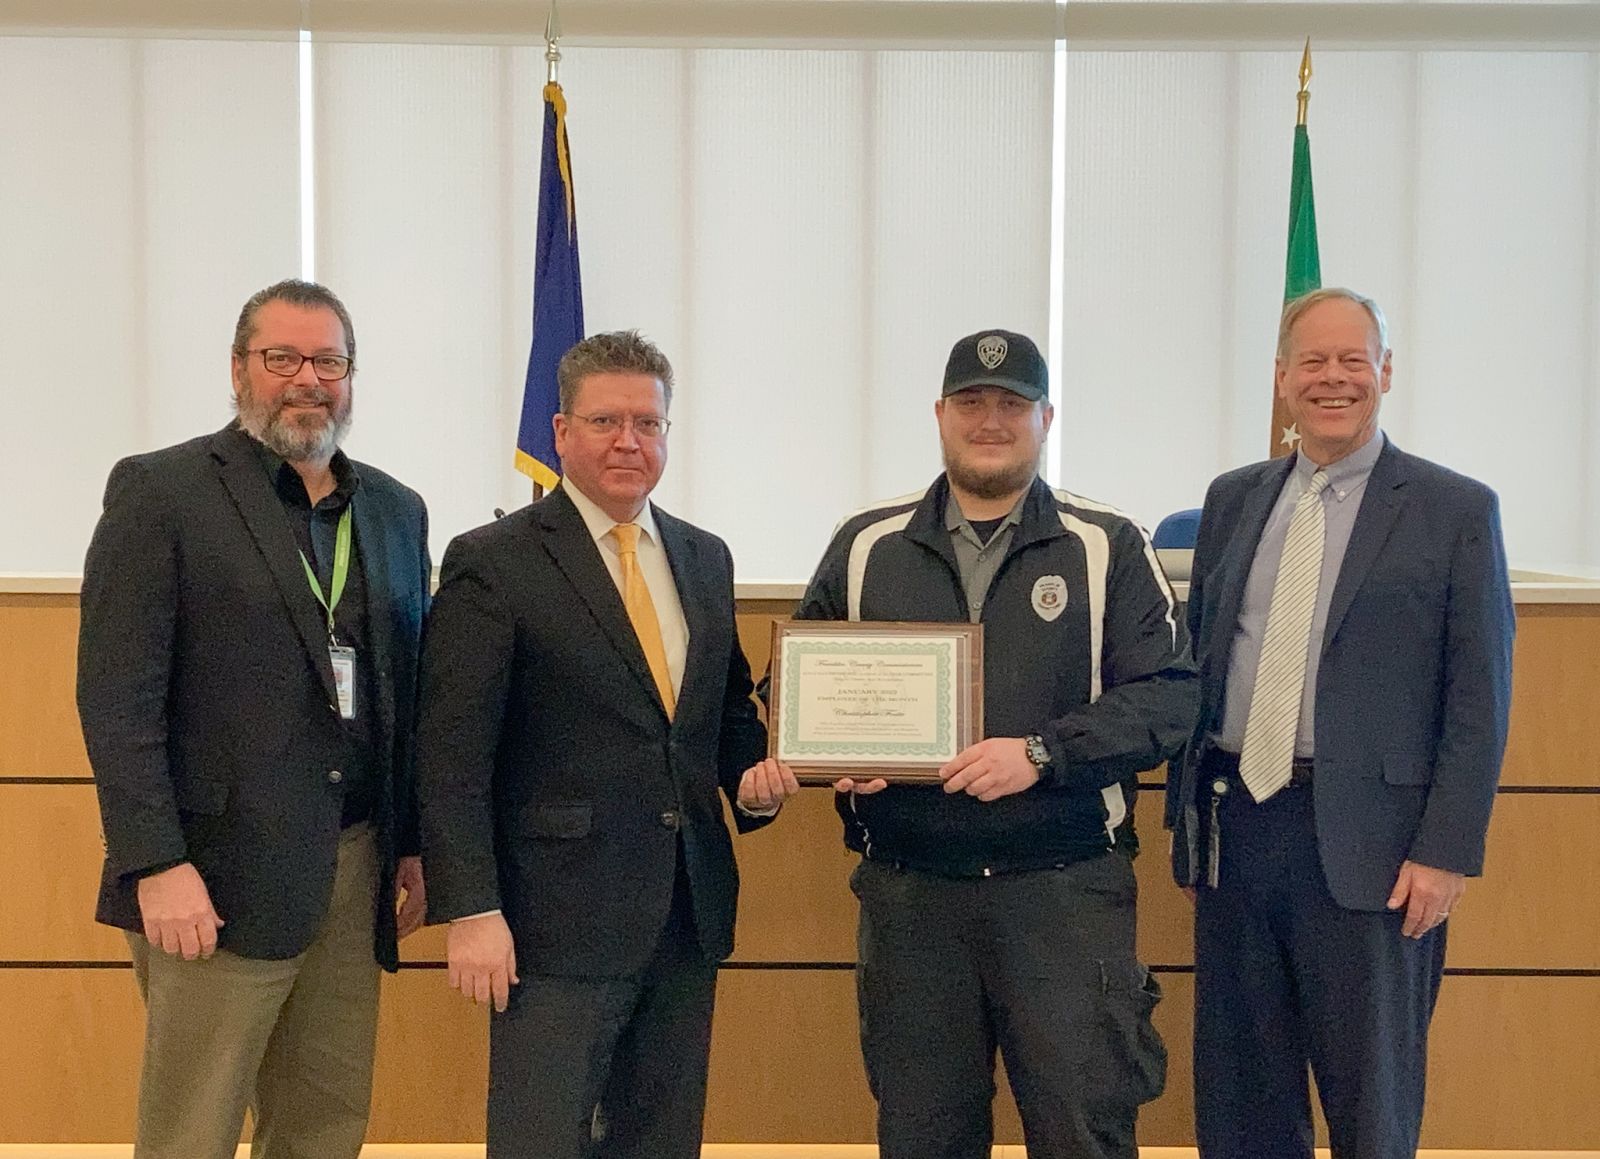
[486,863,716,1159]
[1194,775,1447,1159]
[852,853,1166,1159]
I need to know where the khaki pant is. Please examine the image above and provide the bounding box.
[128,824,382,1159]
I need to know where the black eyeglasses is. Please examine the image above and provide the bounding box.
[243,348,353,382]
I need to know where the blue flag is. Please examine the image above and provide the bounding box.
[516,81,583,489]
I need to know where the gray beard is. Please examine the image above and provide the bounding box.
[943,453,1038,501]
[235,384,352,462]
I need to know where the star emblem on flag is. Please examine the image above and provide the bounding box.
[1280,423,1302,450]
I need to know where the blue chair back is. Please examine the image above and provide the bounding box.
[1153,508,1202,549]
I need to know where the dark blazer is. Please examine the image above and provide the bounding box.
[78,424,430,969]
[415,486,770,977]
[1168,438,1515,910]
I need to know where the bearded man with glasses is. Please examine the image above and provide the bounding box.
[78,278,432,1159]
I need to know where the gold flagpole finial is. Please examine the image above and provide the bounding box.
[1296,38,1312,127]
[544,0,562,86]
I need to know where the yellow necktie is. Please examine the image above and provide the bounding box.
[611,522,676,718]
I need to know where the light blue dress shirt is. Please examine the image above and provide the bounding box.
[1216,432,1386,758]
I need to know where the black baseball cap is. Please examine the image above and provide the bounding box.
[941,328,1047,401]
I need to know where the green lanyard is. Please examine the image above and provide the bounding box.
[299,506,353,641]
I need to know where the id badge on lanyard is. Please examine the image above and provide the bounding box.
[329,644,357,720]
[300,506,357,720]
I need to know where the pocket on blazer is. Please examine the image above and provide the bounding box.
[524,802,593,839]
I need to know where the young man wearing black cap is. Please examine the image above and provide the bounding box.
[778,329,1198,1159]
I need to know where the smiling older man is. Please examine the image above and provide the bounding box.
[1170,287,1516,1159]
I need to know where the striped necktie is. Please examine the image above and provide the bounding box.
[611,522,676,719]
[1238,469,1331,803]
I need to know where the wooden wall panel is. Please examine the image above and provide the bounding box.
[0,783,126,961]
[726,791,860,964]
[9,595,1592,789]
[18,603,1595,969]
[0,596,90,777]
[5,595,1600,1149]
[1138,977,1600,1151]
[369,971,488,1142]
[0,969,142,1141]
[1130,791,1600,973]
[1425,977,1600,1150]
[4,939,1599,1145]
[1449,794,1600,968]
[399,924,448,963]
[1133,792,1197,967]
[734,602,790,682]
[1502,605,1600,788]
[704,969,874,1143]
[0,966,490,1144]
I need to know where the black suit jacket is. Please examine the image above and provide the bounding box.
[1169,439,1515,908]
[78,424,431,968]
[416,486,770,977]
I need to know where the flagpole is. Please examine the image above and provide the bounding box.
[1273,38,1321,458]
[545,0,561,86]
[1297,38,1311,127]
[515,0,582,499]
[533,0,562,502]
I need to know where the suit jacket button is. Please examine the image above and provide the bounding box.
[328,769,343,784]
[659,810,680,831]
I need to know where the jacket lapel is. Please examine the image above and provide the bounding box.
[1208,457,1294,678]
[536,488,668,717]
[1320,440,1408,656]
[350,485,397,751]
[210,427,339,704]
[658,512,712,728]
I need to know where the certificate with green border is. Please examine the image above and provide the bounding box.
[767,621,984,785]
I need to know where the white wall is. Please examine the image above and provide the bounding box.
[1,17,1595,581]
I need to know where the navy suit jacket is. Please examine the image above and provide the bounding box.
[1168,438,1515,910]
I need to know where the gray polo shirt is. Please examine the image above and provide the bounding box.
[1216,431,1385,757]
[945,491,1027,622]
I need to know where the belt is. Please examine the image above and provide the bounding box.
[1200,747,1314,790]
[1195,748,1313,890]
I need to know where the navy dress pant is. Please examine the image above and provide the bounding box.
[1194,777,1447,1159]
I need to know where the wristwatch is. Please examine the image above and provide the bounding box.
[1023,733,1052,772]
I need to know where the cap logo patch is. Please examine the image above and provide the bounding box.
[1032,574,1067,622]
[976,335,1008,370]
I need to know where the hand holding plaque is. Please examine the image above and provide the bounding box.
[767,621,984,785]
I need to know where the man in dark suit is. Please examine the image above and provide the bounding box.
[415,330,778,1159]
[1169,287,1515,1158]
[78,279,431,1159]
